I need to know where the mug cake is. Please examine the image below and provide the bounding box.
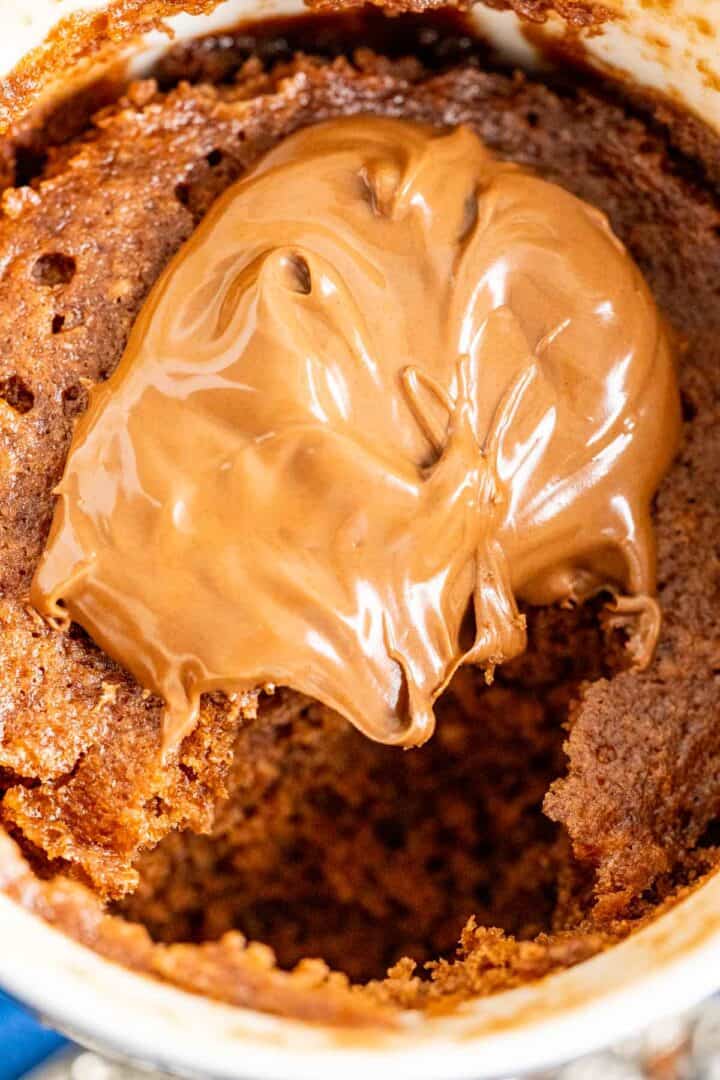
[0,0,718,1028]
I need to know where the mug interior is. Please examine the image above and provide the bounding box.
[1,2,720,1075]
[2,867,720,1079]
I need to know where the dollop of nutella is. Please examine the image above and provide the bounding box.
[32,118,681,750]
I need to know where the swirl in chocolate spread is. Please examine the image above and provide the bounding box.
[31,117,681,751]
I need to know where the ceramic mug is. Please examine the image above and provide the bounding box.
[0,3,719,1076]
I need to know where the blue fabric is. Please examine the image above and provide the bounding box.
[0,990,66,1079]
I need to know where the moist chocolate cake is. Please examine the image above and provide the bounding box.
[0,12,719,1024]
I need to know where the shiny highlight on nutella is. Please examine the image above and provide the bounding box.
[32,118,681,750]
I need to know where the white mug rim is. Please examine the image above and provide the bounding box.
[1,3,720,1076]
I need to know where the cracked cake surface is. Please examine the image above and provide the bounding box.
[0,13,719,1022]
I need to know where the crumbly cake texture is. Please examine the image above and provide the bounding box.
[0,0,613,135]
[0,15,719,1021]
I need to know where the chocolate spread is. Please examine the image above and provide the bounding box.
[31,116,680,750]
